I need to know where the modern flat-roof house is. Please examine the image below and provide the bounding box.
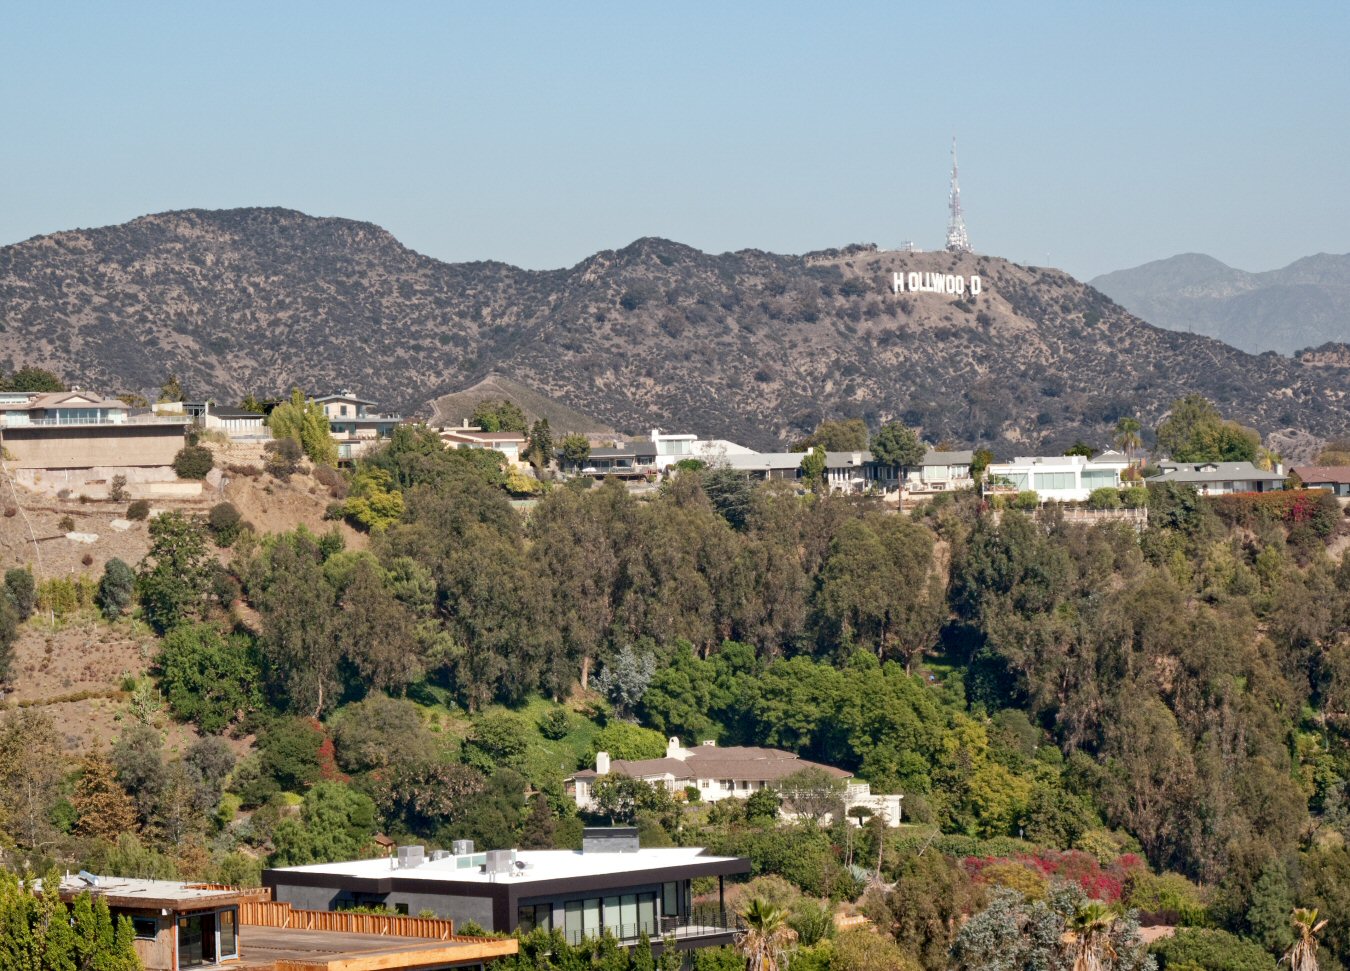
[1145,461,1286,495]
[316,391,402,461]
[0,389,190,492]
[265,832,750,952]
[985,453,1130,503]
[651,430,699,470]
[201,403,268,439]
[569,738,904,827]
[650,430,754,471]
[1291,465,1350,497]
[44,875,249,970]
[39,874,517,970]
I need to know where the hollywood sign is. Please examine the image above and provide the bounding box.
[892,271,983,296]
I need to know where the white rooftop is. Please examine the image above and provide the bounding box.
[722,452,804,471]
[995,454,1128,467]
[694,439,755,457]
[271,848,737,886]
[43,875,244,904]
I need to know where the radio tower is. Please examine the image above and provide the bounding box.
[945,137,971,254]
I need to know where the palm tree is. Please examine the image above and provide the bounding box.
[736,898,797,971]
[1284,907,1328,971]
[1114,417,1143,466]
[1256,446,1283,473]
[1065,901,1120,971]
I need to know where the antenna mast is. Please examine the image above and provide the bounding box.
[945,137,971,254]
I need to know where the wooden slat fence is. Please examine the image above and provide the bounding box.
[240,900,456,940]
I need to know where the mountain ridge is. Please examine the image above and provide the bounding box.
[2,207,1348,454]
[1091,251,1350,353]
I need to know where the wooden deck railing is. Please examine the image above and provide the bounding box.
[186,883,273,899]
[240,900,458,940]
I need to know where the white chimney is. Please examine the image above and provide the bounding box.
[667,737,682,759]
[596,751,611,775]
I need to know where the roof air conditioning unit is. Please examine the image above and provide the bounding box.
[452,840,475,856]
[484,849,515,876]
[397,845,426,869]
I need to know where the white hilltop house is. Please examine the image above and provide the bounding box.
[650,429,755,471]
[984,452,1131,503]
[569,737,904,827]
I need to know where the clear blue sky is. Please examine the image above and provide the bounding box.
[2,1,1347,279]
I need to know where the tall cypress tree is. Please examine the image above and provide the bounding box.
[36,875,74,971]
[0,871,39,969]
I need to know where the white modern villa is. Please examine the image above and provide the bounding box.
[985,451,1131,502]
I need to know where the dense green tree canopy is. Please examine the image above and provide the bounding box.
[136,511,216,634]
[268,388,339,465]
[156,623,263,733]
[794,419,869,452]
[560,432,591,469]
[1155,394,1262,463]
[870,421,926,470]
[0,366,65,392]
[470,398,528,433]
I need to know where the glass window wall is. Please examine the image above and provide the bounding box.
[557,891,663,943]
[1034,471,1076,491]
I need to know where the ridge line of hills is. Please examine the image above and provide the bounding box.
[1,207,1347,457]
[1091,251,1350,355]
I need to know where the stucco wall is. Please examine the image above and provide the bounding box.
[272,884,344,911]
[386,891,495,927]
[2,425,185,470]
[14,465,186,497]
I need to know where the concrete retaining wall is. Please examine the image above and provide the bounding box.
[15,466,186,498]
[2,423,185,470]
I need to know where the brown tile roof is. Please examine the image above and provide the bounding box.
[610,757,694,780]
[441,430,526,443]
[31,391,127,409]
[0,391,127,411]
[1292,465,1350,484]
[588,746,853,785]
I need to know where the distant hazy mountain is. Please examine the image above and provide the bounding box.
[3,208,1350,455]
[1091,252,1350,354]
